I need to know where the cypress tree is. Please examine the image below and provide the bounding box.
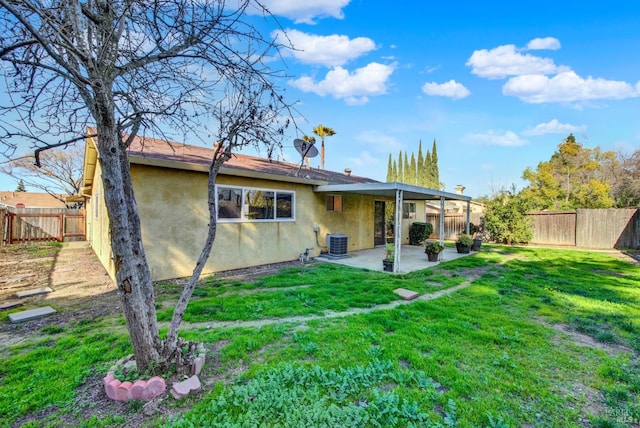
[392,159,398,182]
[404,152,409,184]
[417,140,424,187]
[408,153,417,185]
[431,139,440,189]
[386,154,393,182]
[397,150,404,183]
[424,151,433,188]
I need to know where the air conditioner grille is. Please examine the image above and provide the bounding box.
[328,233,348,255]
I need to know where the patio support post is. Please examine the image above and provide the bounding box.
[439,196,445,245]
[466,200,471,234]
[394,189,402,273]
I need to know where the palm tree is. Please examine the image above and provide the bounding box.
[313,125,336,170]
[301,135,316,168]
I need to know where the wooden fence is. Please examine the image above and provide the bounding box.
[527,208,640,249]
[425,212,484,240]
[424,208,640,249]
[1,207,85,244]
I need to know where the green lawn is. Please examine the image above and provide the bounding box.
[1,246,639,427]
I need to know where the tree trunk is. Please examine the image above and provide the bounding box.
[162,159,221,360]
[95,123,162,371]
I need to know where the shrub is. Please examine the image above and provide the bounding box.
[409,222,433,245]
[483,189,533,244]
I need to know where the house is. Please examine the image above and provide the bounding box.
[425,185,485,215]
[0,191,68,209]
[81,133,471,280]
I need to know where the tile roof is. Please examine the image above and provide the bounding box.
[125,134,379,185]
[0,192,68,208]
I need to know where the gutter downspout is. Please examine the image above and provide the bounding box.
[394,188,403,273]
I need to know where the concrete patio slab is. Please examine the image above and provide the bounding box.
[15,287,53,298]
[316,245,473,274]
[394,288,419,300]
[0,301,23,310]
[9,306,57,323]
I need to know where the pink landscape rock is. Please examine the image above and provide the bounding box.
[170,375,202,399]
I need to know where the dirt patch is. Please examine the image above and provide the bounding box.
[551,323,633,356]
[0,242,119,348]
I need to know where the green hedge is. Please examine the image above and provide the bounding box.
[409,222,433,245]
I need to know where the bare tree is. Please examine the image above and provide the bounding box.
[0,0,295,372]
[1,145,83,205]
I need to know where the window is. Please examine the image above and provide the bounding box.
[402,202,416,219]
[93,193,100,220]
[216,186,294,222]
[326,195,343,212]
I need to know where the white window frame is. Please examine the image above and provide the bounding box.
[215,184,295,223]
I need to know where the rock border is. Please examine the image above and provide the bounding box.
[104,343,206,402]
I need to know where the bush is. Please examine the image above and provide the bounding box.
[484,189,533,244]
[409,222,433,245]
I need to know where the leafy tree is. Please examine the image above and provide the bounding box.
[1,145,83,204]
[610,150,640,207]
[312,125,336,170]
[0,0,294,372]
[484,187,533,245]
[15,179,26,192]
[521,134,614,209]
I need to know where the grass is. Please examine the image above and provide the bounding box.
[1,246,639,426]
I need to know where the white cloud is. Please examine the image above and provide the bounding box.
[422,80,470,99]
[289,62,396,105]
[272,29,375,67]
[527,37,561,50]
[523,119,586,136]
[464,130,527,147]
[346,150,382,170]
[503,71,640,103]
[255,0,351,24]
[354,130,403,153]
[466,44,561,79]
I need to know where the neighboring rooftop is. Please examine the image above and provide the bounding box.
[0,191,68,209]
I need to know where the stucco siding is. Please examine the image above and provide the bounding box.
[85,159,115,280]
[130,165,382,281]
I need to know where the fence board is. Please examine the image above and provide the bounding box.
[425,213,484,240]
[4,207,85,244]
[576,208,639,249]
[527,211,576,246]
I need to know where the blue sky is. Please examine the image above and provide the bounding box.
[2,0,640,198]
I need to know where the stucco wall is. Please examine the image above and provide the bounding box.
[85,160,116,280]
[130,164,385,281]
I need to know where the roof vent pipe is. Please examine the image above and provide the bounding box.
[344,168,352,176]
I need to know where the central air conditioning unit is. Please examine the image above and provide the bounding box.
[327,233,348,257]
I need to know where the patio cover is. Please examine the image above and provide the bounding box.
[314,182,472,273]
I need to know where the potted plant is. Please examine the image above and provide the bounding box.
[383,244,395,272]
[425,241,444,262]
[456,233,473,254]
[469,222,483,251]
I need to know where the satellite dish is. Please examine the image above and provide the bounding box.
[294,139,319,158]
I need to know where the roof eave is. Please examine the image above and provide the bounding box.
[128,154,330,186]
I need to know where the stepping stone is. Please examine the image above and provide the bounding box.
[15,287,53,298]
[394,288,419,301]
[0,301,23,310]
[9,306,57,323]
